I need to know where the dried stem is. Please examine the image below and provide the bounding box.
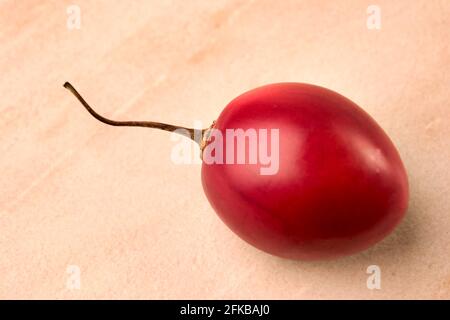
[63,82,205,144]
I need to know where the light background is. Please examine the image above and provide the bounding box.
[0,0,449,299]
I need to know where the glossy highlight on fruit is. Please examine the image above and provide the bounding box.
[201,83,408,260]
[64,82,409,261]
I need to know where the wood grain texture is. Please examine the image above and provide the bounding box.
[0,0,449,299]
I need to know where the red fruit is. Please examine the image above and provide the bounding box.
[201,83,408,260]
[65,82,408,260]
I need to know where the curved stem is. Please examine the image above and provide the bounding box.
[63,82,204,144]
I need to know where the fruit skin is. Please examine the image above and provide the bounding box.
[201,83,408,260]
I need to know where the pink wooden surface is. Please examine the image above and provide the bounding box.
[0,0,449,299]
